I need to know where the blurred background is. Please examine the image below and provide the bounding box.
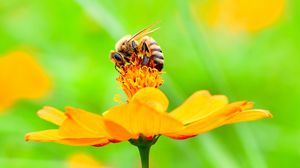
[0,0,298,167]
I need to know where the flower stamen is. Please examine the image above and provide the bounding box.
[117,63,164,100]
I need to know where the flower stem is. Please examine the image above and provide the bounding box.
[138,145,151,168]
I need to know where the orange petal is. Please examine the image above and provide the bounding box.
[63,107,132,141]
[169,91,228,124]
[0,52,51,99]
[58,138,109,147]
[0,52,51,111]
[63,107,108,136]
[11,52,51,99]
[104,101,183,139]
[25,129,62,142]
[130,87,169,112]
[37,106,66,126]
[0,96,15,112]
[103,119,134,141]
[225,109,272,124]
[201,0,285,32]
[59,118,106,138]
[25,129,109,146]
[165,101,270,139]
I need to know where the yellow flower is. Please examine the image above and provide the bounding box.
[193,0,285,32]
[0,51,51,112]
[25,55,271,168]
[25,87,271,145]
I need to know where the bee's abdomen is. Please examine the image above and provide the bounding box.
[148,40,163,58]
[148,40,164,71]
[140,36,164,71]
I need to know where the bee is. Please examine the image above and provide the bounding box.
[109,22,164,71]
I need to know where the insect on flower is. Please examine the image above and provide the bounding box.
[25,23,272,168]
[109,22,164,72]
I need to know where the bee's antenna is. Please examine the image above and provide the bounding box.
[144,27,160,35]
[127,21,161,42]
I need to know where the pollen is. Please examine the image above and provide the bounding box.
[117,64,164,99]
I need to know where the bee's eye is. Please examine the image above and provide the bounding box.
[113,53,123,61]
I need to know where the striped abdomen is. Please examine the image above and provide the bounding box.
[140,36,164,71]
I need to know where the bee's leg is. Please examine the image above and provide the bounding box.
[115,65,122,74]
[130,41,139,64]
[139,40,151,66]
[131,41,138,54]
[142,56,150,65]
[114,65,119,72]
[141,41,150,54]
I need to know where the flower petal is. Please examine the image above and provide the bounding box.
[0,52,51,98]
[37,106,66,126]
[104,101,183,139]
[58,139,109,147]
[130,87,169,112]
[62,107,132,141]
[25,129,109,146]
[63,107,108,136]
[202,0,285,32]
[10,52,51,99]
[165,101,270,139]
[59,118,105,138]
[0,52,51,112]
[225,109,272,124]
[169,91,228,124]
[25,129,62,142]
[103,119,134,142]
[0,96,14,112]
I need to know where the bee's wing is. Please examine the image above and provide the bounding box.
[127,22,160,42]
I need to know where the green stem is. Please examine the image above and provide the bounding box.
[138,145,151,168]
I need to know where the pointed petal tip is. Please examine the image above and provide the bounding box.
[243,101,254,109]
[169,90,229,124]
[37,106,56,116]
[224,108,273,125]
[247,109,273,118]
[37,106,66,125]
[24,134,30,141]
[262,110,273,118]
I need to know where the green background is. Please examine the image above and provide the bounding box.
[0,0,299,167]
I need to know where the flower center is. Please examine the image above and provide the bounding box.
[117,63,164,99]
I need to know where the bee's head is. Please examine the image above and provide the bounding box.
[109,51,125,65]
